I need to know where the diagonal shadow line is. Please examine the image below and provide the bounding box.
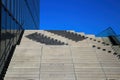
[45,30,86,42]
[25,32,68,45]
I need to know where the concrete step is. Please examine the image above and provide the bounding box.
[86,34,95,38]
[76,32,85,36]
[4,30,120,80]
[102,37,112,44]
[112,46,120,55]
[4,77,39,80]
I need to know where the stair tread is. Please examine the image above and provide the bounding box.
[4,30,120,80]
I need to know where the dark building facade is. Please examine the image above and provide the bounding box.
[0,0,39,78]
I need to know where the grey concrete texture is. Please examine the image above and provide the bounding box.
[4,30,120,80]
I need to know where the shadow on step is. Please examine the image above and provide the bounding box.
[25,32,68,45]
[1,32,15,41]
[46,30,86,42]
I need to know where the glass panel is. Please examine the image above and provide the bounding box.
[0,7,6,60]
[96,27,120,44]
[0,0,40,76]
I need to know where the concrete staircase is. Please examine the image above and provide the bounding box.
[4,30,120,80]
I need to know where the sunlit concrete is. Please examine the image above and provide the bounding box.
[4,30,120,80]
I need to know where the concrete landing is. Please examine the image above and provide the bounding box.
[4,30,120,80]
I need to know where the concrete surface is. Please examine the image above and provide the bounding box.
[4,30,120,80]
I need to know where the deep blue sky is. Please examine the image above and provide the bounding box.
[40,0,120,34]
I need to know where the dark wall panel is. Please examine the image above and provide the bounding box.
[0,0,40,79]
